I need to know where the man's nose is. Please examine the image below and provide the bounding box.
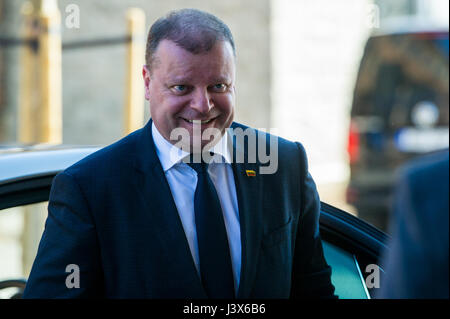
[190,88,213,114]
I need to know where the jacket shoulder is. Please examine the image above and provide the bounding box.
[230,121,304,153]
[230,121,309,175]
[63,127,144,178]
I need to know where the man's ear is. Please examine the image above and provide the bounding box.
[142,65,151,100]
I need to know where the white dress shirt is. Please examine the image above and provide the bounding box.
[151,123,241,294]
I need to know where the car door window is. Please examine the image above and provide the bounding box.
[322,241,370,299]
[0,202,47,298]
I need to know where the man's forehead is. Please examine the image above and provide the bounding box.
[153,39,235,77]
[164,65,234,85]
[154,39,234,62]
[167,73,232,84]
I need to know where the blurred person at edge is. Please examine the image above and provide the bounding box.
[377,149,449,299]
[23,9,336,298]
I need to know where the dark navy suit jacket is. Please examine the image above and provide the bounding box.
[23,120,335,298]
[378,149,449,299]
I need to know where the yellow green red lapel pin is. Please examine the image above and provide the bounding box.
[245,170,256,177]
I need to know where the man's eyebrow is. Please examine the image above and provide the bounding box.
[166,76,232,84]
[167,76,192,84]
[212,77,231,83]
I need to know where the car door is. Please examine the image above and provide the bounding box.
[320,202,388,298]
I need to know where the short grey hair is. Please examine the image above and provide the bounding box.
[145,8,236,69]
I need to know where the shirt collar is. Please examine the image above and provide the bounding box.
[152,122,232,172]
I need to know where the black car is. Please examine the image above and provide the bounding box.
[346,22,449,231]
[0,145,388,299]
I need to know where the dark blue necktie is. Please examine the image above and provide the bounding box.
[187,158,235,299]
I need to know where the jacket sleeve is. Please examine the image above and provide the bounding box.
[23,171,104,298]
[290,142,337,299]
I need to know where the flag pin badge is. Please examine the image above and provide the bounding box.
[245,170,256,177]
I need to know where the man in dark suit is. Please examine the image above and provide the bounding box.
[377,149,449,299]
[23,9,335,298]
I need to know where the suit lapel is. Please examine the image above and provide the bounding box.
[133,120,206,298]
[228,125,264,298]
[130,121,264,298]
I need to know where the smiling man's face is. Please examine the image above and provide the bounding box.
[143,39,236,151]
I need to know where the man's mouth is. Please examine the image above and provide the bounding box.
[182,118,216,124]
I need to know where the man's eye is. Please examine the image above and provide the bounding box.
[172,85,187,93]
[211,84,227,92]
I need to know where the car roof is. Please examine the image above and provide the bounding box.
[371,16,449,37]
[0,145,100,184]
